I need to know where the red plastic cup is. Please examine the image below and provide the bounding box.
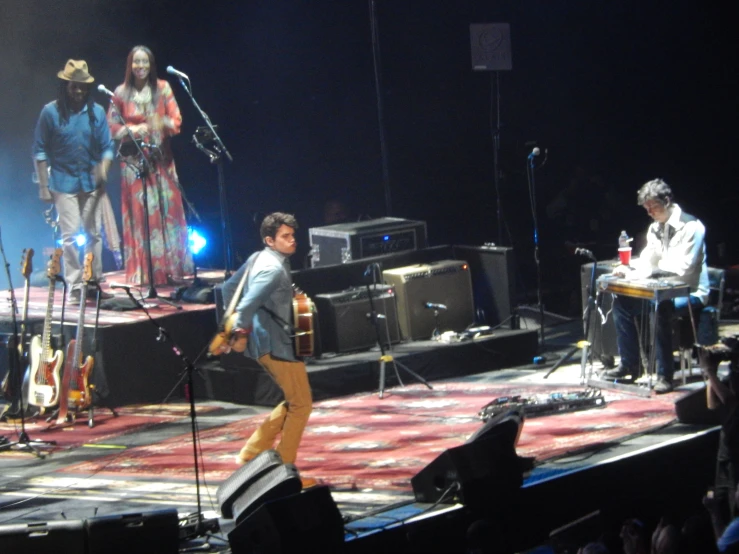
[618,247,632,266]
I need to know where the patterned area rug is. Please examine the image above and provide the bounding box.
[0,404,220,456]
[59,382,682,492]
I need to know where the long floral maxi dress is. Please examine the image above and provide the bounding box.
[107,79,193,285]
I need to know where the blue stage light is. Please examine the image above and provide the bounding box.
[188,227,207,255]
[75,234,86,246]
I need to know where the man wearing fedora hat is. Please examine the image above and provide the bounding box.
[33,59,115,303]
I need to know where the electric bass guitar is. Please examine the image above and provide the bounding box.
[27,248,63,410]
[56,254,95,424]
[1,248,34,410]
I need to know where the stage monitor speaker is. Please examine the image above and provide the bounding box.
[0,520,85,553]
[581,261,618,359]
[85,508,179,554]
[383,260,474,340]
[452,245,515,327]
[411,408,524,510]
[228,485,344,554]
[217,449,284,519]
[314,284,400,353]
[231,463,302,525]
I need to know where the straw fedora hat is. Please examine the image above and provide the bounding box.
[57,59,94,83]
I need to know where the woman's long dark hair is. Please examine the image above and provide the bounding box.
[121,45,159,101]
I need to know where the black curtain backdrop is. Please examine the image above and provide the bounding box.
[1,1,736,309]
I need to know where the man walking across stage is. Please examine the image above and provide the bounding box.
[33,59,115,304]
[220,212,316,487]
[602,178,709,393]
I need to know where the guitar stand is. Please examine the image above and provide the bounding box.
[0,230,56,457]
[46,286,115,429]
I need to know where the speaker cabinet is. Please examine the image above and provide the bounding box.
[228,486,344,554]
[452,245,515,327]
[411,408,524,510]
[314,284,400,353]
[581,261,618,359]
[85,508,179,554]
[217,450,284,519]
[0,520,85,553]
[383,260,474,340]
[231,464,302,524]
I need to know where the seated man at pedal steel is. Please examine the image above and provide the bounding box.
[220,212,316,488]
[602,178,709,393]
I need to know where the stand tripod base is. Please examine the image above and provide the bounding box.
[0,430,56,458]
[378,354,433,399]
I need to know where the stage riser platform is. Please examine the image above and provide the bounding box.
[197,329,539,406]
[1,311,218,409]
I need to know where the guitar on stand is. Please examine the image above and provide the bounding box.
[27,249,64,413]
[56,254,95,426]
[1,248,34,415]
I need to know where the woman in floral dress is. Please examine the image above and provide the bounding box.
[107,45,192,285]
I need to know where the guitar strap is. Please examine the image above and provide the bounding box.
[261,306,298,336]
[225,251,300,336]
[222,252,261,324]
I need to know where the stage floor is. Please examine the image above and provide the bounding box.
[0,322,728,551]
[1,271,734,551]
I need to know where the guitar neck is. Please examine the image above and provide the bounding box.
[41,279,56,356]
[19,280,32,350]
[71,284,89,367]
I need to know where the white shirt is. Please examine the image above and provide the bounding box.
[633,203,710,304]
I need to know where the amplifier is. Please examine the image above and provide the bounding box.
[581,261,618,359]
[452,245,515,327]
[382,260,474,340]
[309,217,427,268]
[314,284,400,353]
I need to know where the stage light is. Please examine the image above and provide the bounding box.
[75,234,86,246]
[188,227,207,256]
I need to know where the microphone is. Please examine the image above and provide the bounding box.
[574,248,595,259]
[528,147,541,159]
[109,282,131,290]
[97,84,115,97]
[425,302,447,310]
[166,66,189,80]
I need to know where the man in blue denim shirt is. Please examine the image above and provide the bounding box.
[32,60,115,303]
[221,212,316,488]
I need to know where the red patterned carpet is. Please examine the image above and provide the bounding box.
[0,404,221,455]
[58,382,682,492]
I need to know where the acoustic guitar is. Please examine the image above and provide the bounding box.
[292,288,315,358]
[27,248,64,410]
[56,254,95,424]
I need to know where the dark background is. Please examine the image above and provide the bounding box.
[1,1,736,314]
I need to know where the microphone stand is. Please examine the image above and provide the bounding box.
[118,286,207,536]
[544,249,598,380]
[526,150,546,348]
[364,263,432,398]
[172,75,234,280]
[105,95,160,301]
